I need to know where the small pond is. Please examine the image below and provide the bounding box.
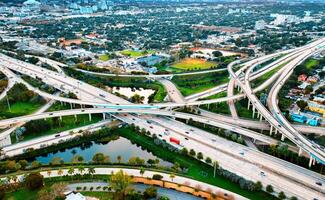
[34,137,172,167]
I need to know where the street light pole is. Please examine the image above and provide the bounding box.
[6,94,11,112]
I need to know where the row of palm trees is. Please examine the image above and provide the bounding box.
[45,166,96,180]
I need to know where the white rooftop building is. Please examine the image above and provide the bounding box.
[255,20,267,30]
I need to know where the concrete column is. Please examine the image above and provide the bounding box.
[252,106,255,118]
[74,114,77,120]
[281,134,285,141]
[247,100,251,110]
[259,114,263,121]
[269,126,273,136]
[207,104,210,110]
[312,158,316,165]
[59,116,62,121]
[60,101,63,106]
[309,157,313,168]
[298,148,303,156]
[103,113,106,120]
[186,119,189,124]
[89,113,92,121]
[274,129,278,135]
[70,103,72,109]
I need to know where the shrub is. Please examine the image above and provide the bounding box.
[152,174,163,180]
[266,185,274,193]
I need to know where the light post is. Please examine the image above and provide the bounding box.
[6,94,11,112]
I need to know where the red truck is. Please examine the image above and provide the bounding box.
[169,137,180,145]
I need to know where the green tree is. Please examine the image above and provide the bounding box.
[254,181,263,191]
[278,191,286,200]
[212,51,223,57]
[189,149,196,157]
[31,161,41,169]
[92,153,110,164]
[143,186,157,199]
[108,170,132,200]
[130,94,145,104]
[296,100,308,111]
[24,172,44,190]
[197,152,203,160]
[87,167,96,178]
[266,185,274,193]
[139,167,145,177]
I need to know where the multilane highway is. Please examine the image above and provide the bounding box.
[0,39,325,199]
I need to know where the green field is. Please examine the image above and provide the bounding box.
[98,54,110,61]
[172,71,229,96]
[305,58,320,70]
[172,58,217,71]
[120,50,155,57]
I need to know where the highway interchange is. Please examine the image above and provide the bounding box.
[0,38,325,199]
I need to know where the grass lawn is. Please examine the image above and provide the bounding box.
[98,54,110,61]
[172,72,229,96]
[172,58,217,71]
[81,192,112,200]
[305,58,319,70]
[252,61,289,88]
[236,99,254,119]
[120,50,155,57]
[9,102,43,114]
[5,188,39,200]
[116,127,276,200]
[0,101,44,119]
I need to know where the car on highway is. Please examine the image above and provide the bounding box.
[55,134,60,138]
[315,182,322,186]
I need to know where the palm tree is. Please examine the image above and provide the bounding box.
[77,165,85,175]
[87,167,96,178]
[139,167,145,177]
[169,173,176,182]
[47,170,52,179]
[57,169,64,179]
[68,167,75,180]
[117,155,122,164]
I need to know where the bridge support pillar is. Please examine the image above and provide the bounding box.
[298,148,303,156]
[70,103,72,109]
[186,119,189,124]
[274,129,278,135]
[74,114,77,120]
[247,100,251,110]
[309,157,314,168]
[281,134,285,141]
[60,101,63,106]
[252,107,255,118]
[259,114,263,121]
[269,126,273,136]
[103,113,106,120]
[89,113,92,121]
[207,104,210,110]
[59,116,62,121]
